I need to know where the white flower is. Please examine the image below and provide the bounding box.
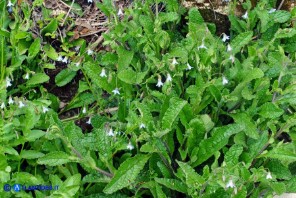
[139,123,146,129]
[0,102,5,109]
[100,69,107,77]
[7,0,13,7]
[268,8,276,14]
[62,57,68,63]
[87,49,93,55]
[229,55,235,63]
[107,128,114,136]
[57,56,63,61]
[87,0,93,3]
[86,117,92,124]
[127,142,134,150]
[227,44,232,52]
[5,166,11,173]
[117,8,124,16]
[75,46,80,52]
[8,96,14,105]
[82,107,87,114]
[186,63,193,70]
[42,106,49,113]
[166,73,172,82]
[18,101,25,108]
[266,172,272,179]
[75,62,80,67]
[198,39,207,50]
[156,76,163,87]
[226,179,235,188]
[112,88,120,95]
[242,11,248,19]
[222,76,229,85]
[6,77,12,88]
[172,57,178,65]
[222,33,230,42]
[24,73,29,80]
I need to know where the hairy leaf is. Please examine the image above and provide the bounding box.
[103,154,150,194]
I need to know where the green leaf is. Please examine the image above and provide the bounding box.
[155,178,187,194]
[20,150,45,159]
[230,31,253,53]
[159,12,179,23]
[41,19,58,35]
[83,62,114,92]
[188,8,204,25]
[27,73,50,86]
[44,44,59,60]
[275,28,296,39]
[55,69,77,87]
[259,102,284,119]
[260,144,296,165]
[273,11,291,23]
[177,161,205,187]
[232,113,259,139]
[28,38,41,59]
[37,151,71,166]
[117,47,134,71]
[192,124,243,167]
[103,154,150,194]
[224,144,243,167]
[162,97,187,130]
[53,174,81,197]
[270,182,286,195]
[118,69,146,84]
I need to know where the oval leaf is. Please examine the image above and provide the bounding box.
[103,154,150,194]
[55,69,77,87]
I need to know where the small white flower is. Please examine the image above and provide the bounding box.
[112,88,120,95]
[107,128,115,136]
[8,96,14,105]
[227,44,232,52]
[75,46,80,52]
[62,57,68,63]
[87,49,93,55]
[266,172,272,179]
[18,101,25,108]
[87,0,93,3]
[172,57,178,65]
[6,77,12,88]
[86,117,92,124]
[156,76,163,87]
[7,0,13,7]
[186,63,193,70]
[42,106,49,113]
[139,123,146,129]
[226,179,235,188]
[127,142,134,150]
[57,56,63,61]
[222,76,229,85]
[24,73,29,80]
[242,11,248,19]
[82,107,87,114]
[5,166,11,173]
[268,8,276,14]
[1,102,5,109]
[100,69,107,77]
[198,39,208,50]
[166,73,172,82]
[229,55,235,63]
[75,62,80,67]
[117,8,124,16]
[222,33,230,42]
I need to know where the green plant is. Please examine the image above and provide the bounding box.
[1,0,296,197]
